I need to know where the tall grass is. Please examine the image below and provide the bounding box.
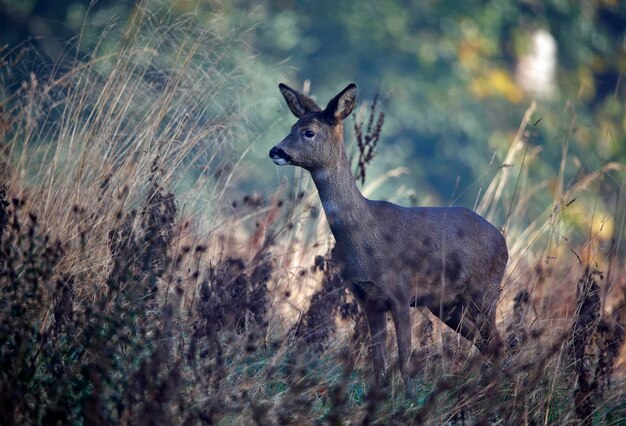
[1,4,626,425]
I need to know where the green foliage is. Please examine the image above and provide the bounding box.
[243,0,625,213]
[2,0,625,238]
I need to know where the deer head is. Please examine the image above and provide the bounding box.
[269,83,357,171]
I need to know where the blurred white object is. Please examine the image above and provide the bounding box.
[516,29,557,99]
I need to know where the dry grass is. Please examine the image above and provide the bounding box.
[1,5,626,425]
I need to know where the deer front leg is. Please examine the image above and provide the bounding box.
[391,302,412,389]
[365,306,387,385]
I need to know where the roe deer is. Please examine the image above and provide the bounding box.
[269,83,508,384]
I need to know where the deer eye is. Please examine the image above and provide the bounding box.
[304,130,315,139]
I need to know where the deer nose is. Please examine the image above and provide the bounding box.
[269,147,292,165]
[269,147,291,160]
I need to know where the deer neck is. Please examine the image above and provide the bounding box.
[310,151,366,230]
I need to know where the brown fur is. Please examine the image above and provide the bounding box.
[270,83,508,383]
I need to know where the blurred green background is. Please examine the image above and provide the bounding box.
[1,0,625,229]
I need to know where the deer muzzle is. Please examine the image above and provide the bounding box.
[269,147,292,166]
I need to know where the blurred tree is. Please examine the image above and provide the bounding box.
[1,0,625,231]
[0,0,131,57]
[236,0,625,213]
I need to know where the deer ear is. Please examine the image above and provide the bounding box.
[324,83,357,123]
[279,83,321,117]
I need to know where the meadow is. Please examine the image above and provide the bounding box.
[1,6,625,425]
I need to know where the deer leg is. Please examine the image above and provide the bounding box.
[365,307,387,385]
[390,303,412,379]
[471,303,503,359]
[429,299,479,345]
[391,302,414,394]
